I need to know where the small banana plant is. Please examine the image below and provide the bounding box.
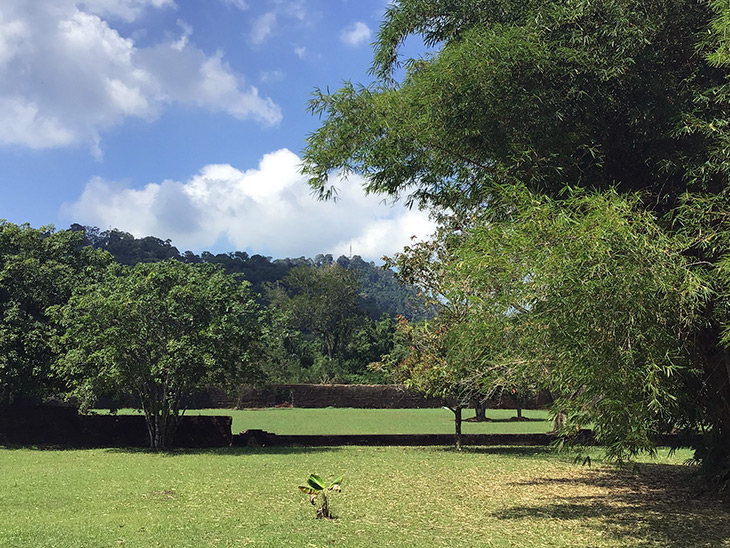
[298,474,343,519]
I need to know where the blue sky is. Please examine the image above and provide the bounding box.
[0,0,435,261]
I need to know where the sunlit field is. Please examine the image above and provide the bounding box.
[1,444,727,548]
[188,407,554,435]
[101,407,553,435]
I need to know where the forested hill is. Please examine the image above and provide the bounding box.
[70,225,428,320]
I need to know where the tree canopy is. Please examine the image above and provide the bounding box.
[54,260,266,449]
[0,222,112,404]
[304,0,730,481]
[264,263,395,383]
[73,224,427,320]
[303,0,729,211]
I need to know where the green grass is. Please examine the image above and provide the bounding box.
[102,407,553,435]
[0,445,727,548]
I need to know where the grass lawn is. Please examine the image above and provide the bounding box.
[1,445,728,548]
[103,407,554,435]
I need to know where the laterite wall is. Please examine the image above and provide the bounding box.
[0,405,231,448]
[185,384,553,410]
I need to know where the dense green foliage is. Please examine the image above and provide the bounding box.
[73,224,426,320]
[0,220,415,418]
[265,264,395,383]
[303,0,730,481]
[54,260,266,449]
[453,188,701,458]
[304,0,727,211]
[0,222,112,403]
[267,264,366,361]
[64,224,431,384]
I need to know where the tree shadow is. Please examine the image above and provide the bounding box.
[433,445,554,457]
[0,443,84,452]
[465,416,545,423]
[101,446,342,457]
[492,462,730,547]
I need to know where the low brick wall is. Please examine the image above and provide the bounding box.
[232,429,694,449]
[1,406,695,449]
[94,384,554,410]
[0,405,232,448]
[233,430,585,447]
[218,384,552,409]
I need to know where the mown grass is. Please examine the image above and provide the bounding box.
[1,444,728,548]
[104,407,553,435]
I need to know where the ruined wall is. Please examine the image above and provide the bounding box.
[0,405,232,448]
[200,384,552,410]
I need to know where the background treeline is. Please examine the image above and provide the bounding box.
[2,221,429,413]
[69,224,427,321]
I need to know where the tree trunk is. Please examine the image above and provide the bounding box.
[139,388,179,451]
[323,331,333,360]
[451,406,463,451]
[695,312,730,481]
[552,412,567,432]
[474,400,487,421]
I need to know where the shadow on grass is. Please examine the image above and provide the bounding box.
[492,462,730,548]
[101,446,342,456]
[465,417,545,423]
[0,443,85,452]
[431,445,555,457]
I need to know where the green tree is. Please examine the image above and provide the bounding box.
[54,260,266,450]
[265,264,401,384]
[453,188,700,456]
[382,225,532,445]
[303,0,730,479]
[380,314,487,450]
[266,264,365,362]
[0,222,111,404]
[303,0,727,211]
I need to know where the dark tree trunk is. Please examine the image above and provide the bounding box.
[474,400,487,421]
[139,384,180,451]
[553,412,567,432]
[451,406,463,450]
[694,311,730,481]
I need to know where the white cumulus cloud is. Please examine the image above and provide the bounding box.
[79,0,175,22]
[250,11,277,45]
[340,22,371,47]
[247,2,308,46]
[0,0,281,156]
[63,149,436,261]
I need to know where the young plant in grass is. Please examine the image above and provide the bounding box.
[299,474,343,519]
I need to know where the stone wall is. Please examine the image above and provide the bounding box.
[234,429,567,447]
[187,384,553,409]
[94,384,554,410]
[0,405,232,448]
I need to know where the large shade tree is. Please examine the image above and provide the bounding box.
[54,259,266,450]
[303,0,730,480]
[0,222,111,404]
